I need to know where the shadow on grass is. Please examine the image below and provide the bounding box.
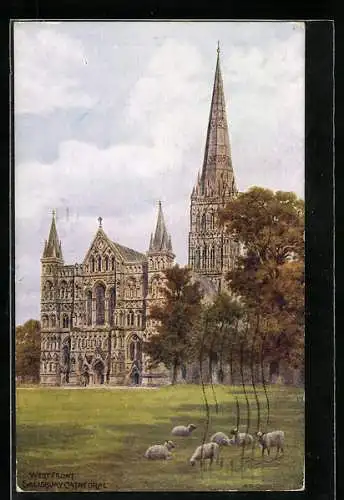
[16,424,93,451]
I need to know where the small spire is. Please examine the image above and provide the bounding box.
[98,216,103,228]
[217,40,220,55]
[42,210,63,260]
[148,201,173,254]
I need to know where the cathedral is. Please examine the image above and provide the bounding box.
[39,46,239,386]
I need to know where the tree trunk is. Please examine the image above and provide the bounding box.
[171,359,178,385]
[208,355,213,384]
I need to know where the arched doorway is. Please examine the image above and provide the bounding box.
[269,361,279,383]
[81,370,90,386]
[93,359,105,385]
[131,365,140,385]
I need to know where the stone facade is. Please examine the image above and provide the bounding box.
[40,204,174,386]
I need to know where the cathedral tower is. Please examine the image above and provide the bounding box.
[40,210,64,385]
[188,44,239,291]
[143,201,175,385]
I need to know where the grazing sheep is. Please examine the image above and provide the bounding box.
[210,431,233,446]
[190,442,220,466]
[171,423,197,436]
[144,440,176,460]
[256,430,285,456]
[230,427,254,446]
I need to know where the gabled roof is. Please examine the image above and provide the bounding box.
[83,223,146,265]
[111,241,146,263]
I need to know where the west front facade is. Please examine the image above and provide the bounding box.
[40,204,174,386]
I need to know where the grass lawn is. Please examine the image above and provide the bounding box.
[16,384,304,492]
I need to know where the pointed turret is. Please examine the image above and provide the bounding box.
[200,43,237,195]
[42,210,63,261]
[148,201,174,255]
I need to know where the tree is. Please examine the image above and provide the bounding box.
[220,187,304,371]
[16,319,41,383]
[143,264,203,384]
[194,292,244,383]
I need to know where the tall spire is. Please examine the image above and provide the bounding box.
[200,44,236,194]
[42,210,63,260]
[148,201,173,253]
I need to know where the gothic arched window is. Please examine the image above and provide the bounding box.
[136,341,142,361]
[195,248,200,268]
[127,310,134,327]
[109,287,116,326]
[105,255,109,271]
[111,257,115,271]
[63,315,69,329]
[210,246,215,268]
[95,284,105,325]
[91,257,95,273]
[201,213,206,232]
[51,315,56,328]
[60,281,67,299]
[87,290,92,326]
[151,277,159,298]
[137,312,142,328]
[202,245,207,269]
[98,256,102,272]
[196,213,200,232]
[130,342,135,361]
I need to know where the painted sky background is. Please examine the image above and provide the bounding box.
[14,21,305,325]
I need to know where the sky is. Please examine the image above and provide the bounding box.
[14,21,305,325]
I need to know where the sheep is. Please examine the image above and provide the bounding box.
[190,442,220,466]
[171,423,197,436]
[210,431,234,446]
[256,430,285,456]
[144,440,176,460]
[230,427,254,446]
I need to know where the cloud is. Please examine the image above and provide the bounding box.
[14,25,95,114]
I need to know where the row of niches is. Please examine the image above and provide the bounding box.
[41,309,144,329]
[192,211,217,232]
[86,255,116,273]
[42,279,150,301]
[148,257,172,271]
[42,265,76,276]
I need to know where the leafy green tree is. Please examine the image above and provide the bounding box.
[143,264,203,384]
[194,292,244,383]
[16,319,41,383]
[220,187,304,370]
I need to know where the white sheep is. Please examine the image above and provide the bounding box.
[144,440,176,460]
[230,427,254,446]
[190,443,220,465]
[171,423,197,436]
[210,431,234,446]
[256,430,285,456]
[190,442,220,466]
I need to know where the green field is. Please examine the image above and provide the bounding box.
[16,384,304,492]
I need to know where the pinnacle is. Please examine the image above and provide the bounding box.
[42,211,63,260]
[149,201,173,253]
